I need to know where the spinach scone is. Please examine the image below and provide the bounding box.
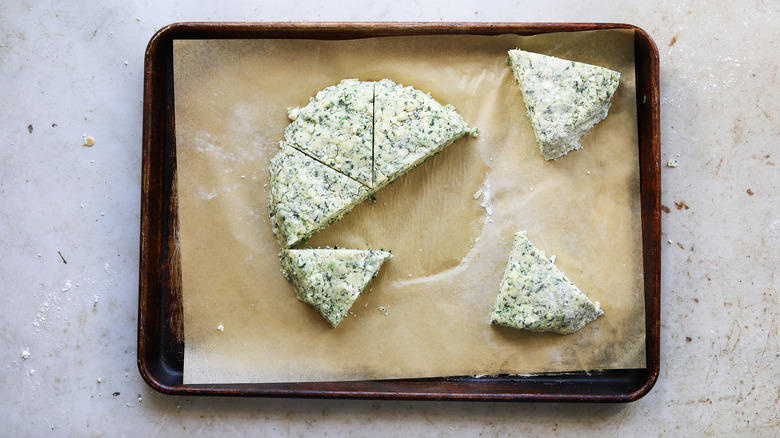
[490,231,603,334]
[268,144,369,248]
[508,49,620,160]
[285,79,375,188]
[280,248,393,327]
[373,78,475,189]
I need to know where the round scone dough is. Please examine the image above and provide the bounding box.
[270,78,475,249]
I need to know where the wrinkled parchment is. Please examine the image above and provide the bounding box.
[174,29,646,384]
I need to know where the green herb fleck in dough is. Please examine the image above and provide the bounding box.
[280,248,392,327]
[507,49,621,161]
[490,231,603,334]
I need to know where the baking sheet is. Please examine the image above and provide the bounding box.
[173,29,646,384]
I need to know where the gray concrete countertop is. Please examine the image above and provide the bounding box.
[2,1,777,436]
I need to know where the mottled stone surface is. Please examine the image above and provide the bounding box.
[1,2,777,436]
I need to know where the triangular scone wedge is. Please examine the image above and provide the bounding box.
[280,248,392,327]
[373,79,474,189]
[284,79,374,188]
[490,231,603,334]
[507,49,620,160]
[268,144,370,248]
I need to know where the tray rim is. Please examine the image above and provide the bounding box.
[138,21,661,402]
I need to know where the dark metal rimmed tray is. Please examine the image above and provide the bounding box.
[138,21,660,402]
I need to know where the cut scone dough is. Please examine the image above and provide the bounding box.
[280,248,392,327]
[284,79,375,188]
[373,78,474,189]
[507,49,620,160]
[490,231,603,334]
[268,144,369,248]
[270,79,475,249]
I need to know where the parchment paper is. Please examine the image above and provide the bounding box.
[174,29,646,384]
